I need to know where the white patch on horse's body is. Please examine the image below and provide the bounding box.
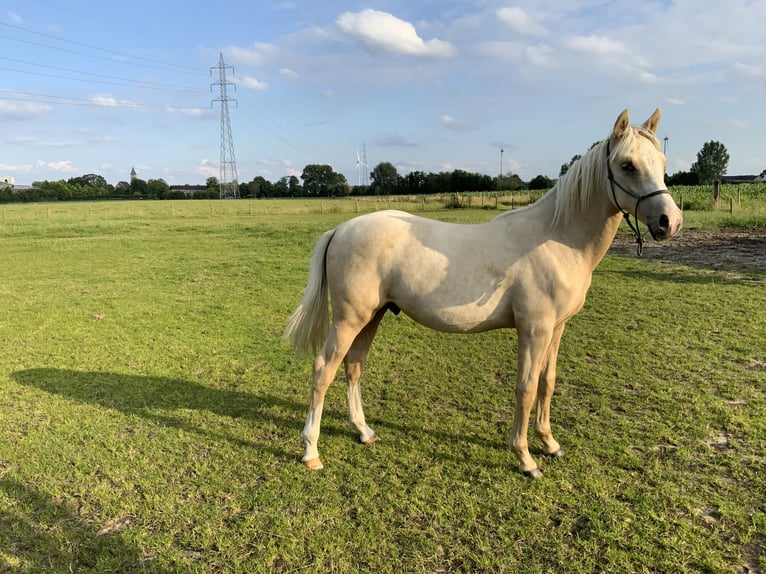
[285,108,683,477]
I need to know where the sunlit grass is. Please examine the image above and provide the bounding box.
[0,200,763,572]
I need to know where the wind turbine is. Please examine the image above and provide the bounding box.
[355,144,369,186]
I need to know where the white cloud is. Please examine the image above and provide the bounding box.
[666,97,687,106]
[0,162,34,173]
[279,68,299,80]
[0,100,53,120]
[7,11,22,24]
[240,76,269,91]
[524,43,555,66]
[566,34,626,55]
[732,62,765,78]
[228,43,277,66]
[336,9,455,58]
[46,160,77,173]
[166,106,206,118]
[440,114,471,131]
[497,7,549,37]
[91,94,138,108]
[194,159,218,178]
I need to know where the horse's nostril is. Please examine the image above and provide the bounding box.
[659,214,669,231]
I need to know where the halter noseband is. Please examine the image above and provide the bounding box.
[606,139,670,256]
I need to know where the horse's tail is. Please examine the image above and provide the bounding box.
[283,229,335,357]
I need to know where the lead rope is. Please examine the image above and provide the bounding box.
[622,211,645,256]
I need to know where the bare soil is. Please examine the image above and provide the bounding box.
[609,228,766,278]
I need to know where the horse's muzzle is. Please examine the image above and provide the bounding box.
[648,207,683,240]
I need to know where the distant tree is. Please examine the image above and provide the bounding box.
[690,141,729,184]
[559,155,582,177]
[129,178,148,198]
[494,172,526,191]
[146,178,169,199]
[666,170,699,186]
[206,176,219,191]
[272,177,289,198]
[369,162,399,195]
[450,170,493,193]
[301,164,346,196]
[68,173,109,189]
[246,176,272,198]
[528,174,555,190]
[401,170,427,195]
[287,175,301,196]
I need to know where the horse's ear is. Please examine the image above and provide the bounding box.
[612,109,630,139]
[642,108,661,134]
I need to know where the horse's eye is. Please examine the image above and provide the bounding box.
[621,161,636,173]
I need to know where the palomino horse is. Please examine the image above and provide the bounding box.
[284,109,682,478]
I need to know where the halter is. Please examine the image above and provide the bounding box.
[606,139,670,256]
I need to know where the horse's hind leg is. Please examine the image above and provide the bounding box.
[301,321,360,470]
[345,308,386,444]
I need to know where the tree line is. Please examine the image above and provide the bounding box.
[0,165,555,203]
[243,162,555,199]
[2,139,756,204]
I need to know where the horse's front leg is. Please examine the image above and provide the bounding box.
[511,322,554,479]
[535,323,565,458]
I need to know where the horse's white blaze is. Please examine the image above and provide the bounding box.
[284,108,683,477]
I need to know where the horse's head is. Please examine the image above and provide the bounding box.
[607,109,683,241]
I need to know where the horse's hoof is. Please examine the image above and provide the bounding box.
[522,467,544,479]
[545,448,564,458]
[303,457,324,470]
[361,434,380,445]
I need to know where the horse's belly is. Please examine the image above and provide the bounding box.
[399,298,513,333]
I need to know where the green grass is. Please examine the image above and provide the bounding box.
[0,200,764,572]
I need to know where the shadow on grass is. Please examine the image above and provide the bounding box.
[10,368,303,462]
[0,477,164,573]
[11,368,512,469]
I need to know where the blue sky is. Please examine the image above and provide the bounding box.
[1,0,764,187]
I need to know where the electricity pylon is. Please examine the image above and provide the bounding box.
[211,53,239,199]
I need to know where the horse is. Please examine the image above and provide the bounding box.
[284,109,683,478]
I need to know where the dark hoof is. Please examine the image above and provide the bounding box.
[545,448,564,458]
[522,467,544,479]
[360,434,379,445]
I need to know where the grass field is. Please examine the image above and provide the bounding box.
[0,199,764,573]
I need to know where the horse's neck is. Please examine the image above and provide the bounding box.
[547,183,623,270]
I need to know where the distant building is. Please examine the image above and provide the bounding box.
[130,167,137,182]
[721,173,763,184]
[0,175,14,188]
[115,181,131,192]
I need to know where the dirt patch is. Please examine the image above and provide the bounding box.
[609,227,766,276]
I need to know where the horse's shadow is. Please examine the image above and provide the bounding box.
[10,368,304,462]
[0,476,170,572]
[11,367,512,469]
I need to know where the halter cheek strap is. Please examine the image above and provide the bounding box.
[606,139,670,256]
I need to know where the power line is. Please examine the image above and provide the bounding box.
[0,88,209,112]
[0,56,206,93]
[0,22,202,74]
